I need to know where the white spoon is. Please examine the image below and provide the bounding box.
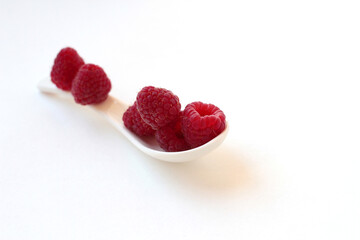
[38,78,229,162]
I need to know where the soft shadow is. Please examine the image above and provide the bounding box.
[148,146,256,193]
[39,93,256,194]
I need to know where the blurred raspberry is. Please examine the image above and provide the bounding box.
[50,47,85,91]
[71,64,111,105]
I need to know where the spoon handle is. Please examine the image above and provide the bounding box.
[37,78,72,99]
[37,78,129,132]
[37,78,150,155]
[38,77,229,162]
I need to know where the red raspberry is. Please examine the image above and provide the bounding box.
[123,102,155,136]
[155,113,190,152]
[71,64,112,105]
[50,47,85,91]
[136,86,181,130]
[182,101,226,148]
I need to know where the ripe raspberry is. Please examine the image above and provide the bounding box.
[136,86,181,130]
[50,47,85,91]
[155,113,190,152]
[71,64,112,105]
[123,102,155,136]
[182,101,226,148]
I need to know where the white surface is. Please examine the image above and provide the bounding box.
[1,0,360,239]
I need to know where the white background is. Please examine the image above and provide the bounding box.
[1,0,360,239]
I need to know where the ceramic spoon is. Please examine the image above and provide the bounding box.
[38,78,228,162]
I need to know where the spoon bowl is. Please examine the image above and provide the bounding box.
[38,78,228,162]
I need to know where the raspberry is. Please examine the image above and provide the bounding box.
[50,47,85,91]
[155,113,190,152]
[123,102,155,136]
[71,64,112,105]
[182,101,226,148]
[136,86,181,130]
